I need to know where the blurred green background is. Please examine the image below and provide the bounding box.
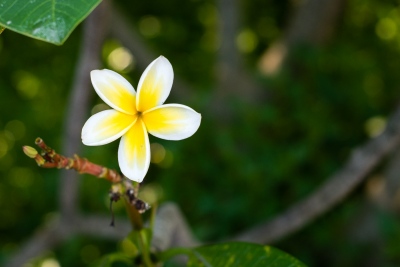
[2,0,400,266]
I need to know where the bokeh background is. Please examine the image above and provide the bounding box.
[2,0,400,266]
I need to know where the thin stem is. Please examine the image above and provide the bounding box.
[138,230,154,267]
[124,197,143,230]
[23,138,122,183]
[149,202,158,239]
[23,137,150,222]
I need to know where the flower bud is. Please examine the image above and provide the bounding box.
[23,146,38,158]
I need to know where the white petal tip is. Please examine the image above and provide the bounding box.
[120,165,148,183]
[157,56,170,64]
[123,172,145,183]
[81,138,100,146]
[90,69,101,78]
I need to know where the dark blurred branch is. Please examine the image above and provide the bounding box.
[4,218,72,267]
[380,146,400,210]
[74,215,131,240]
[151,203,199,251]
[60,1,110,218]
[213,0,267,119]
[4,3,110,267]
[286,0,344,45]
[109,4,194,103]
[3,204,194,267]
[3,214,129,267]
[234,104,400,243]
[217,0,240,73]
[143,104,400,248]
[259,0,345,74]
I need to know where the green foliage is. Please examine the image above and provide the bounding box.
[0,0,101,44]
[186,242,306,267]
[96,240,306,266]
[96,253,132,267]
[93,229,158,267]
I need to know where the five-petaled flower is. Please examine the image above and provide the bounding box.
[81,56,201,182]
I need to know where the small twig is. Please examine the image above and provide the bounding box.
[23,138,151,227]
[23,137,122,183]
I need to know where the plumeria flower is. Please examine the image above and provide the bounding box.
[82,56,201,182]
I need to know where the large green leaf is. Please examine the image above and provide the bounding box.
[0,0,101,45]
[186,242,307,267]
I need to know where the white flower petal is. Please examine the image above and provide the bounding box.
[118,119,150,182]
[142,104,201,140]
[91,69,137,115]
[82,110,136,146]
[136,56,174,112]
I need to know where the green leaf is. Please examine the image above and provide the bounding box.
[125,229,152,251]
[0,0,101,45]
[94,252,133,267]
[186,242,307,267]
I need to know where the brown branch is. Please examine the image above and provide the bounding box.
[23,137,150,213]
[234,103,400,244]
[23,138,122,183]
[259,0,345,74]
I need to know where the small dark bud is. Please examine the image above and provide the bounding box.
[126,188,136,202]
[42,153,52,162]
[109,190,121,227]
[135,199,151,214]
[109,191,120,202]
[22,146,38,158]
